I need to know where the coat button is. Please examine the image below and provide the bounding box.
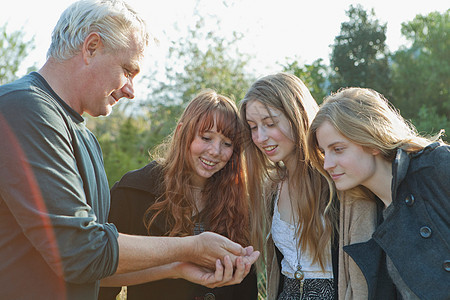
[419,226,432,238]
[204,292,215,300]
[444,260,450,272]
[405,194,415,206]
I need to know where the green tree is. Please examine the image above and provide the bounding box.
[282,58,329,103]
[391,10,449,138]
[0,24,35,84]
[330,5,391,96]
[88,108,152,186]
[141,9,254,148]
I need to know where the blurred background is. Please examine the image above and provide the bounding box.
[1,0,449,187]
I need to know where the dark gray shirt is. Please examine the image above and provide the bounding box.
[0,72,119,299]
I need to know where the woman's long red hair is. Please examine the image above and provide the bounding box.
[145,90,249,246]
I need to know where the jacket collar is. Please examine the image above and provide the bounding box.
[392,148,410,190]
[391,142,440,201]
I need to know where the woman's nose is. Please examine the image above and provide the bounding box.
[256,127,268,143]
[323,154,335,171]
[208,141,221,156]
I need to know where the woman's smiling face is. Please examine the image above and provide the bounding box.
[188,122,233,187]
[245,99,296,165]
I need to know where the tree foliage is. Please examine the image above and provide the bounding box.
[139,11,254,152]
[330,5,391,96]
[390,10,449,138]
[0,24,35,84]
[87,108,153,187]
[282,58,329,103]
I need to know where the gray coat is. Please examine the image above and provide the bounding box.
[345,142,450,300]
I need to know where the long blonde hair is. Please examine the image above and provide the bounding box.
[240,73,336,271]
[307,87,442,203]
[145,90,249,246]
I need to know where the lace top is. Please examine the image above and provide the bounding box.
[271,184,333,279]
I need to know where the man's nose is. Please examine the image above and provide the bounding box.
[121,79,135,99]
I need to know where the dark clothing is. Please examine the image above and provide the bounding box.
[345,143,450,300]
[278,276,334,300]
[0,73,119,299]
[98,161,258,300]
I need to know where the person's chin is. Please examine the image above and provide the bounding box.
[267,155,282,164]
[335,181,356,192]
[92,108,112,117]
[102,103,114,116]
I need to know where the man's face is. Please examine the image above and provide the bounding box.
[82,37,142,117]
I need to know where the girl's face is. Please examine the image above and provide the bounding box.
[245,99,296,166]
[188,123,233,187]
[316,120,378,191]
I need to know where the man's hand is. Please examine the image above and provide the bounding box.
[188,232,261,269]
[176,250,259,288]
[189,232,247,268]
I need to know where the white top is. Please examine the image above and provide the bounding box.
[271,185,333,279]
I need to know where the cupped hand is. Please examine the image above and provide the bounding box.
[177,253,258,288]
[242,246,260,266]
[175,260,226,288]
[191,232,246,269]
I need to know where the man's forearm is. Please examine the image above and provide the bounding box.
[100,263,179,286]
[115,231,248,275]
[116,233,195,274]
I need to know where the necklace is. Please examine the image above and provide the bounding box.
[294,264,305,280]
[280,180,305,297]
[280,181,305,299]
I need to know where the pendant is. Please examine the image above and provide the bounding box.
[294,267,304,280]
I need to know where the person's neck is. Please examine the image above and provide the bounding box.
[365,157,393,208]
[38,57,84,115]
[191,186,205,213]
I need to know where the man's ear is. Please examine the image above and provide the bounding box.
[82,32,102,64]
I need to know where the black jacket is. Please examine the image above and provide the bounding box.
[345,143,450,300]
[98,161,258,300]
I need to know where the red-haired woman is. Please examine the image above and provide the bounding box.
[99,90,257,300]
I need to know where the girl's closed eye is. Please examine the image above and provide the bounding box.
[201,136,211,142]
[334,146,344,153]
[265,118,278,127]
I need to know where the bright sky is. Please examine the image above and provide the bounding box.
[2,0,448,97]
